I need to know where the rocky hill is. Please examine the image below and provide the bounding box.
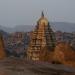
[0,22,75,33]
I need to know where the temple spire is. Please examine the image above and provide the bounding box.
[27,12,56,61]
[41,11,44,17]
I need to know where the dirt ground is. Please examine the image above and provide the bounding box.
[0,58,75,75]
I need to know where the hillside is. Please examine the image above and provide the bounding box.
[0,22,75,33]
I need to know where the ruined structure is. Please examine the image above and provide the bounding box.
[0,33,6,59]
[27,12,56,61]
[53,42,75,67]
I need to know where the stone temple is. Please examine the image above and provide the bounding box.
[0,33,6,59]
[27,12,56,61]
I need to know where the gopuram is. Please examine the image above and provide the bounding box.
[27,12,56,61]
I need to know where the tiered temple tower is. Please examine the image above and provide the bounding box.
[0,33,6,59]
[27,12,56,61]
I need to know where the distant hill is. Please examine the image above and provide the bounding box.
[0,22,75,33]
[0,25,35,33]
[0,29,9,38]
[51,22,75,32]
[12,25,35,32]
[0,25,12,33]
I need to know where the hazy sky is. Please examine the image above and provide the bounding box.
[0,0,75,27]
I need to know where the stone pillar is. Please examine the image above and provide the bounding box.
[0,33,6,59]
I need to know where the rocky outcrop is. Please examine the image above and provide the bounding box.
[0,33,6,59]
[53,42,75,67]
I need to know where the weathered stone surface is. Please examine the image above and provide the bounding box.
[53,42,75,67]
[0,33,6,59]
[27,12,56,61]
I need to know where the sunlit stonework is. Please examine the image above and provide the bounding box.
[0,33,6,59]
[27,12,56,61]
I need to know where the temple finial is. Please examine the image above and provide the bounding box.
[41,11,44,17]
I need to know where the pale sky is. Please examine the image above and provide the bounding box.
[0,0,75,27]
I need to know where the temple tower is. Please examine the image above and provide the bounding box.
[27,12,56,61]
[0,33,6,59]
